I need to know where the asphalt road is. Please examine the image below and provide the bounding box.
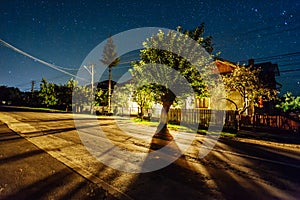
[0,106,300,200]
[0,121,116,200]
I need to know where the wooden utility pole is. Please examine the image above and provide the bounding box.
[31,80,35,93]
[91,64,94,114]
[108,66,112,113]
[31,80,35,98]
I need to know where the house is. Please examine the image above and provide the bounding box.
[195,59,239,110]
[247,59,281,114]
[196,59,280,115]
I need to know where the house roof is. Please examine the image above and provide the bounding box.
[215,59,236,74]
[214,58,281,89]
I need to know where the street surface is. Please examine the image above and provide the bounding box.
[0,106,300,199]
[0,121,116,200]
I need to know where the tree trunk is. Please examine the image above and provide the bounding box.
[153,101,173,141]
[138,106,144,120]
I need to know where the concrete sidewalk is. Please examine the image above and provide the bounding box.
[0,121,116,200]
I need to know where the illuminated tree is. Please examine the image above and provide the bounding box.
[131,24,214,138]
[132,85,156,118]
[222,65,277,114]
[94,88,107,106]
[39,78,58,107]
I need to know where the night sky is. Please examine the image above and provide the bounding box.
[0,0,299,95]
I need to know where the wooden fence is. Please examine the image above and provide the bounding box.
[167,109,237,131]
[96,106,299,133]
[240,114,300,133]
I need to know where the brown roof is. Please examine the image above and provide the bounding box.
[215,59,236,74]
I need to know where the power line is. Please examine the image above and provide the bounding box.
[215,23,300,49]
[14,81,33,88]
[255,52,300,61]
[0,38,86,81]
[237,51,300,63]
[280,68,300,73]
[279,62,300,67]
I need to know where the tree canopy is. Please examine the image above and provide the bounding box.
[100,36,120,68]
[39,78,58,107]
[276,92,300,113]
[130,24,216,137]
[222,65,277,114]
[38,78,106,111]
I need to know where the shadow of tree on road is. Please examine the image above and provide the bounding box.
[121,126,300,199]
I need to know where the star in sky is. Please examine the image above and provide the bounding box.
[0,0,299,95]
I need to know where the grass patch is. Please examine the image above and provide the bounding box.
[131,118,158,127]
[220,132,237,138]
[131,118,198,133]
[15,106,68,113]
[131,117,238,138]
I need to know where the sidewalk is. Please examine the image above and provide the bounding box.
[0,121,116,200]
[236,128,300,145]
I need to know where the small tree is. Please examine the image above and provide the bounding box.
[132,85,155,118]
[56,79,77,111]
[73,85,92,113]
[94,88,108,106]
[39,78,58,107]
[222,65,277,114]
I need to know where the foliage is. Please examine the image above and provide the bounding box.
[222,65,277,114]
[276,92,300,112]
[38,78,108,111]
[56,79,76,111]
[178,23,213,54]
[0,86,22,105]
[72,85,92,106]
[132,85,156,116]
[1,78,108,112]
[131,26,213,102]
[94,88,107,106]
[111,84,133,108]
[39,78,58,107]
[100,36,120,68]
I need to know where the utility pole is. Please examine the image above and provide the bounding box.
[91,64,94,114]
[31,80,35,98]
[108,66,112,113]
[84,64,95,114]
